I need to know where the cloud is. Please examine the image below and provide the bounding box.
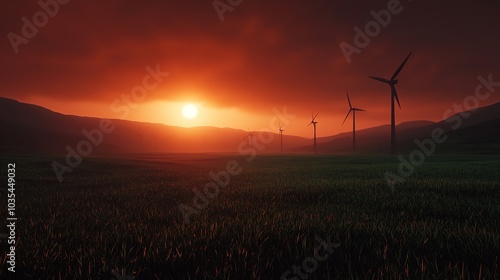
[0,0,499,128]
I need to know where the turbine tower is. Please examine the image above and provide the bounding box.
[308,112,319,154]
[342,91,366,152]
[368,51,412,155]
[279,122,285,153]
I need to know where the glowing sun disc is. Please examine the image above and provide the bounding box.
[182,104,198,119]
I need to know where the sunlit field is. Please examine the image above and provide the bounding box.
[1,154,499,279]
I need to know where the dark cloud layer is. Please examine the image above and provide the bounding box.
[1,0,499,124]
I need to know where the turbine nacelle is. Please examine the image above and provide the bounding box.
[279,123,284,132]
[308,112,319,126]
[342,91,365,125]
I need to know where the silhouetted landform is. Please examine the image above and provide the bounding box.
[0,97,309,155]
[1,97,499,155]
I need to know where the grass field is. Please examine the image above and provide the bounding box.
[1,154,499,279]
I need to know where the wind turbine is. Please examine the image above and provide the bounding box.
[279,122,285,153]
[342,91,366,152]
[247,129,254,146]
[368,51,412,155]
[308,112,319,154]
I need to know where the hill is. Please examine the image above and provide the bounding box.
[0,97,309,155]
[1,97,499,155]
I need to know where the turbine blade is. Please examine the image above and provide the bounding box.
[342,110,352,125]
[346,91,352,109]
[312,112,319,122]
[392,86,401,109]
[356,108,366,112]
[368,76,390,83]
[391,51,412,81]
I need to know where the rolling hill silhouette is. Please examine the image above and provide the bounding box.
[1,97,499,155]
[311,102,500,154]
[0,97,310,155]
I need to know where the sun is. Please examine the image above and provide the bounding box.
[182,103,198,119]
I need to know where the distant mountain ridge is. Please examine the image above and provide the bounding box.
[311,102,500,154]
[1,97,499,155]
[0,97,310,154]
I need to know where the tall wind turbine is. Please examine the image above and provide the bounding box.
[308,112,319,154]
[342,91,366,152]
[279,122,285,152]
[368,51,412,155]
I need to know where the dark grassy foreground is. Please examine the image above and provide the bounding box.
[1,154,499,279]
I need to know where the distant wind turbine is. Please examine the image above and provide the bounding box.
[279,122,285,152]
[342,91,366,152]
[308,112,319,154]
[368,51,412,155]
[247,129,254,146]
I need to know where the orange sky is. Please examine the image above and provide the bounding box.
[1,1,499,138]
